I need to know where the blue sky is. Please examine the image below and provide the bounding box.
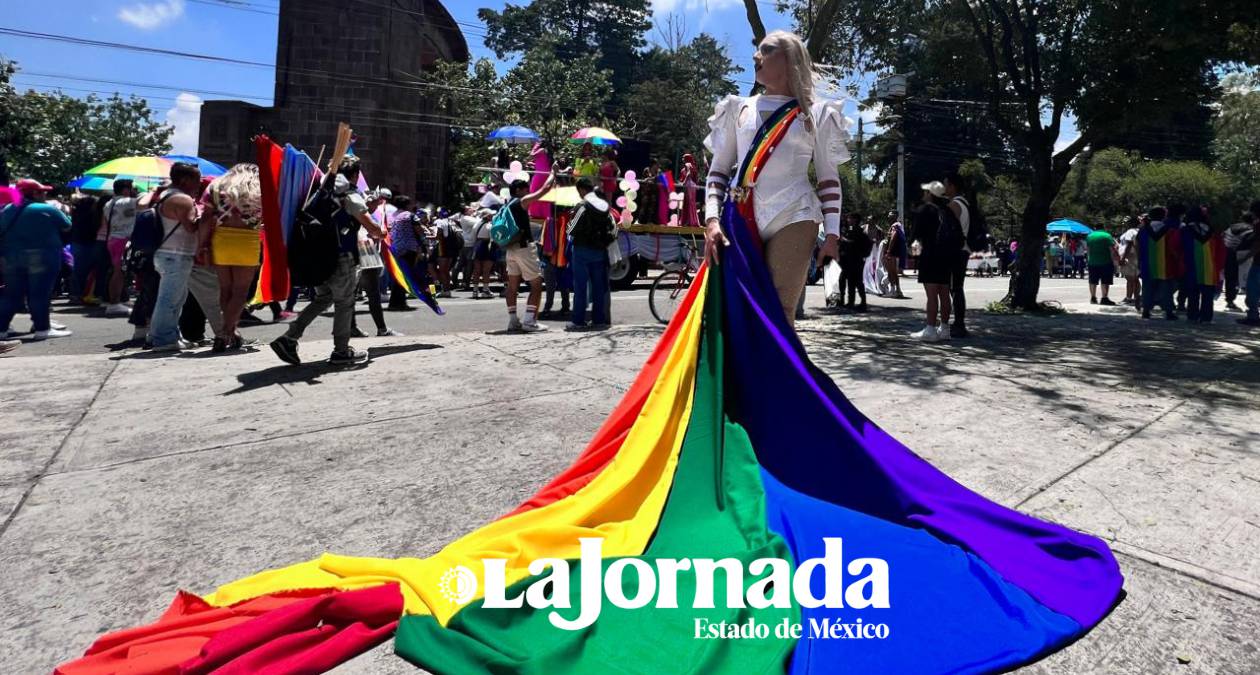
[1,1,1071,157]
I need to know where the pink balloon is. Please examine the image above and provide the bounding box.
[668,214,680,226]
[616,196,628,208]
[624,170,637,181]
[509,161,523,172]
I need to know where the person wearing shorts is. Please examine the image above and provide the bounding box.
[102,179,139,316]
[471,209,496,298]
[502,176,555,332]
[1085,228,1118,305]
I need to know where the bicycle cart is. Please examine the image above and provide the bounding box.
[618,224,706,324]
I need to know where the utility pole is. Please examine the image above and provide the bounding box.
[897,142,905,225]
[855,116,863,207]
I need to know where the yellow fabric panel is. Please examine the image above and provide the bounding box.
[206,273,708,624]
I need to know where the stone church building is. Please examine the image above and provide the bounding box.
[198,0,468,202]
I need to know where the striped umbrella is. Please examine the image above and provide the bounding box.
[69,155,228,192]
[568,127,621,146]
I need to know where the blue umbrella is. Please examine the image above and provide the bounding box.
[486,125,540,145]
[162,154,228,176]
[1046,219,1092,235]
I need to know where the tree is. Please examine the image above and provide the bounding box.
[622,33,741,163]
[757,0,1257,308]
[479,0,651,105]
[1,59,172,186]
[1213,71,1260,199]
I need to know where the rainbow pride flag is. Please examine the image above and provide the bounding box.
[57,108,1121,675]
[382,241,443,315]
[1182,225,1226,287]
[1137,224,1182,281]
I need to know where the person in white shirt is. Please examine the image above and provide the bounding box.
[101,179,139,316]
[701,31,850,329]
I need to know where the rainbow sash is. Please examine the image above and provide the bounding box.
[732,99,803,243]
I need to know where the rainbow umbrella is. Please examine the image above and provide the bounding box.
[69,155,227,192]
[569,126,621,146]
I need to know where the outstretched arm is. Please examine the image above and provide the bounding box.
[520,173,556,207]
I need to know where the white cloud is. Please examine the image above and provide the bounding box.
[165,92,202,156]
[117,0,185,30]
[652,0,742,14]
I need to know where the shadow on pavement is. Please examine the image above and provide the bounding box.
[223,342,441,395]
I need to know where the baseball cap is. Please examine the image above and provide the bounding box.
[16,178,53,194]
[920,181,946,198]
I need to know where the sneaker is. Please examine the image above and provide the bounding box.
[0,340,19,356]
[270,336,301,364]
[520,320,549,333]
[49,320,68,330]
[911,325,939,342]
[329,347,370,366]
[350,326,369,338]
[937,326,953,342]
[105,303,132,317]
[949,324,969,339]
[32,327,73,340]
[508,317,523,332]
[150,339,190,352]
[1089,297,1098,305]
[377,328,404,337]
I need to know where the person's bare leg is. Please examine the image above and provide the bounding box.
[109,260,125,304]
[764,221,818,329]
[925,285,939,327]
[229,267,254,336]
[527,278,543,313]
[939,287,952,326]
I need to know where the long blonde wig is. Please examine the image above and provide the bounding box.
[762,30,818,132]
[209,163,262,225]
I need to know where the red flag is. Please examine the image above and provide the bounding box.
[254,136,288,303]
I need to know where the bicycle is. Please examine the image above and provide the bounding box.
[648,236,702,324]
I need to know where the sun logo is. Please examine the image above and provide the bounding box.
[439,565,478,606]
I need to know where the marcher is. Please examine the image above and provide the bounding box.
[68,194,100,304]
[201,164,263,351]
[148,162,205,352]
[386,195,421,311]
[1117,217,1142,307]
[573,143,599,179]
[884,211,908,299]
[1180,205,1226,323]
[1085,227,1118,305]
[455,205,478,290]
[1239,201,1260,326]
[433,209,462,297]
[1136,206,1182,320]
[908,182,957,342]
[101,179,140,316]
[1224,213,1253,312]
[599,149,620,199]
[702,30,849,329]
[350,190,401,338]
[943,171,973,337]
[270,155,384,365]
[0,179,73,340]
[471,208,496,299]
[502,176,556,332]
[839,213,872,311]
[566,178,616,331]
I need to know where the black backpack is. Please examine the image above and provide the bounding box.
[956,196,990,251]
[934,203,964,252]
[288,185,342,286]
[130,194,180,256]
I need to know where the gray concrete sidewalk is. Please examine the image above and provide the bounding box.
[0,303,1257,674]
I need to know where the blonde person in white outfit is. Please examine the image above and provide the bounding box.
[702,30,850,328]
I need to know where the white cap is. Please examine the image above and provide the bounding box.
[920,181,946,198]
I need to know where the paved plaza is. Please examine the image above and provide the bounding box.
[1,276,1257,673]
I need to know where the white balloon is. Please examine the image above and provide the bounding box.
[668,214,680,226]
[627,201,638,213]
[671,192,685,201]
[624,190,638,201]
[619,180,631,191]
[499,188,510,199]
[509,161,523,172]
[624,170,637,181]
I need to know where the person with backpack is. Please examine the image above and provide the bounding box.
[433,209,462,298]
[565,178,616,331]
[944,170,986,338]
[908,182,958,342]
[0,179,73,340]
[101,179,140,317]
[470,208,496,299]
[270,155,384,366]
[144,162,208,352]
[497,175,556,332]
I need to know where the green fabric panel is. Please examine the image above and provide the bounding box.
[394,281,797,674]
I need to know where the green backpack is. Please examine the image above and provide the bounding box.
[490,200,520,246]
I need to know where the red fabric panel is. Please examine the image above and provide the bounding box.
[502,265,708,518]
[180,583,402,675]
[254,135,288,303]
[55,590,328,675]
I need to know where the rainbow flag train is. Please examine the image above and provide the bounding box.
[57,133,1122,675]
